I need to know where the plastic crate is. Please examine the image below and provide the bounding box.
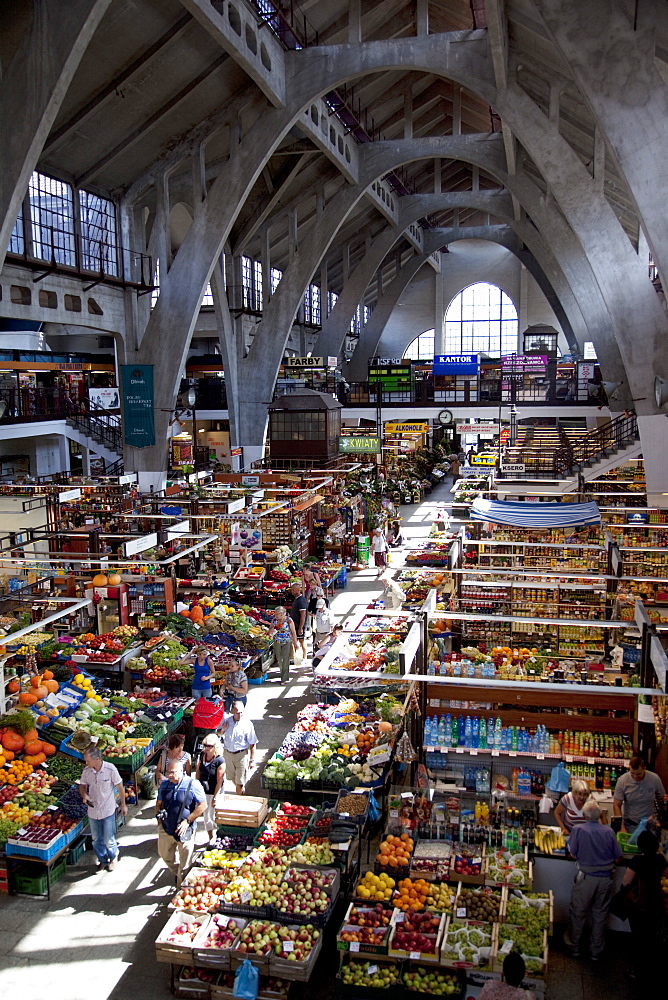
[248,672,268,686]
[335,955,402,999]
[66,835,88,866]
[14,856,67,896]
[7,832,67,860]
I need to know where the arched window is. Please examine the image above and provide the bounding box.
[403,329,435,360]
[445,283,518,357]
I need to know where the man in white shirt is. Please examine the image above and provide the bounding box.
[78,747,127,871]
[218,701,258,794]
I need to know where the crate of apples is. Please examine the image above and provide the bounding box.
[403,967,464,996]
[346,904,392,928]
[233,920,284,960]
[272,923,321,961]
[338,925,389,952]
[390,911,443,961]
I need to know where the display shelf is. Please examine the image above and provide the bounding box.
[424,747,630,767]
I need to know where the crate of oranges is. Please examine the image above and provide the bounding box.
[393,878,432,912]
[2,760,34,785]
[354,870,396,902]
[375,832,415,878]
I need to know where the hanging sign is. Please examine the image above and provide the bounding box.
[124,532,158,557]
[384,422,429,434]
[433,354,479,375]
[284,356,325,368]
[225,497,246,514]
[120,364,155,448]
[501,464,526,474]
[166,519,190,540]
[501,355,548,372]
[89,387,120,409]
[118,474,137,485]
[242,475,260,486]
[339,436,380,454]
[456,422,500,435]
[470,453,498,467]
[160,505,182,517]
[58,488,82,502]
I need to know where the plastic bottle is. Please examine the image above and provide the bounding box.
[437,716,447,747]
[451,715,459,748]
[472,716,480,749]
[511,726,519,751]
[464,716,472,749]
[494,717,502,749]
[444,714,452,748]
[501,727,509,751]
[479,717,487,750]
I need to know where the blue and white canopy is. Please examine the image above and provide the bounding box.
[469,498,601,528]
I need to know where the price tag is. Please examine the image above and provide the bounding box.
[470,749,478,756]
[401,792,413,800]
[410,951,421,960]
[429,699,440,708]
[157,714,165,720]
[500,939,514,955]
[587,758,595,765]
[394,911,405,923]
[48,805,58,812]
[455,747,464,754]
[390,810,399,818]
[565,755,573,762]
[17,827,27,835]
[218,915,230,926]
[241,891,251,903]
[368,965,378,976]
[473,857,482,865]
[456,907,467,918]
[334,843,349,851]
[339,812,350,818]
[536,754,545,761]
[283,941,294,952]
[350,942,360,953]
[491,750,500,757]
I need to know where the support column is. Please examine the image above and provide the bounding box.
[434,266,445,355]
[348,0,361,44]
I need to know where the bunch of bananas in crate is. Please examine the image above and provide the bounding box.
[535,827,566,855]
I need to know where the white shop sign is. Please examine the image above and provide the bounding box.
[124,532,158,557]
[501,464,526,474]
[59,488,82,502]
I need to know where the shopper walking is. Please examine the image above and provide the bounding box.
[270,605,298,684]
[370,526,388,578]
[223,663,249,712]
[155,733,192,787]
[218,701,258,795]
[78,747,127,871]
[314,598,334,646]
[554,779,590,835]
[196,735,226,842]
[478,952,529,998]
[621,830,668,981]
[289,582,308,660]
[565,800,622,960]
[449,456,460,483]
[613,755,665,833]
[156,759,206,885]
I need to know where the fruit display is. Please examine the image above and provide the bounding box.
[2,760,34,785]
[390,911,442,959]
[403,967,463,996]
[339,925,389,949]
[394,878,431,911]
[377,831,415,869]
[42,754,84,782]
[453,848,484,880]
[505,891,552,933]
[201,847,250,868]
[486,850,531,888]
[257,822,303,848]
[271,923,321,961]
[211,834,255,852]
[171,870,231,912]
[454,888,501,922]
[441,920,494,968]
[345,904,392,928]
[496,924,546,973]
[58,785,89,819]
[355,870,396,902]
[164,919,206,946]
[411,842,452,881]
[424,883,456,914]
[534,827,566,855]
[234,920,284,957]
[222,865,286,909]
[197,915,244,950]
[339,958,400,990]
[287,838,335,867]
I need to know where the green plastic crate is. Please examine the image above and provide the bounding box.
[66,836,88,866]
[14,856,67,895]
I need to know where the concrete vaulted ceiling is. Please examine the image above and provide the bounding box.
[4,0,668,496]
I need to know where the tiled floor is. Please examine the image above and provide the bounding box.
[0,479,642,998]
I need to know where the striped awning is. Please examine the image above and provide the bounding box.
[469,498,601,527]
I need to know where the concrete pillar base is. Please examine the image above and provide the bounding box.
[239,445,265,470]
[136,471,168,494]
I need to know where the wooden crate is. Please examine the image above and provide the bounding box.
[155,912,211,965]
[387,909,445,964]
[215,794,269,828]
[439,915,498,970]
[270,932,323,982]
[337,902,392,956]
[192,915,247,970]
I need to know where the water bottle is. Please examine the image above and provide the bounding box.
[451,715,459,748]
[472,716,480,749]
[427,660,436,676]
[437,715,447,747]
[444,714,452,748]
[464,716,472,749]
[479,717,487,750]
[425,717,434,745]
[500,727,508,751]
[494,717,502,749]
[542,726,550,754]
[511,726,519,751]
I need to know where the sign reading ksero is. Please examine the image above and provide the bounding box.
[501,464,526,474]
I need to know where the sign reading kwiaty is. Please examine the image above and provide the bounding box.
[120,364,155,448]
[339,436,380,454]
[433,354,479,376]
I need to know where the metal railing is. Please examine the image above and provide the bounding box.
[66,399,122,455]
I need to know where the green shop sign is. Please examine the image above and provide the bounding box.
[339,436,380,454]
[120,364,155,448]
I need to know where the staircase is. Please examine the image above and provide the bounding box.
[499,412,640,483]
[65,401,123,470]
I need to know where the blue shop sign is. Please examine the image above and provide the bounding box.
[433,354,479,376]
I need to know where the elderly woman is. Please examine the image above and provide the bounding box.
[196,734,226,841]
[223,664,249,712]
[554,779,590,835]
